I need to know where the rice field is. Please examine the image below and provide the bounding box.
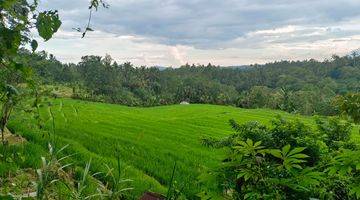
[8,98,360,198]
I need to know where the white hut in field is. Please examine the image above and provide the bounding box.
[180,101,190,105]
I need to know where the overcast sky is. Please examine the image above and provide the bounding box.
[36,0,360,66]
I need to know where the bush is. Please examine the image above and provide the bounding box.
[202,116,359,199]
[316,117,353,150]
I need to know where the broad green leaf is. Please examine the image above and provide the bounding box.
[282,144,291,155]
[290,153,309,159]
[36,11,62,41]
[292,164,303,169]
[244,173,250,181]
[269,149,282,159]
[246,138,253,146]
[288,147,306,156]
[237,140,247,147]
[254,141,262,147]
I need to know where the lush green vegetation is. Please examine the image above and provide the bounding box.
[0,0,120,199]
[18,50,360,117]
[202,116,360,199]
[1,1,359,199]
[334,93,360,124]
[5,98,359,198]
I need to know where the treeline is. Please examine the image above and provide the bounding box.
[18,49,360,115]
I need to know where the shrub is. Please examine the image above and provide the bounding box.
[202,117,359,199]
[316,117,353,150]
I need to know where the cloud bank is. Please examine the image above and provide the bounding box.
[37,0,360,66]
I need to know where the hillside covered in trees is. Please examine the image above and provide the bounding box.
[16,49,360,116]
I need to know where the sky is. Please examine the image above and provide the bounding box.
[36,0,360,67]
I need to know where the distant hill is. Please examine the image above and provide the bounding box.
[226,65,251,70]
[152,65,251,70]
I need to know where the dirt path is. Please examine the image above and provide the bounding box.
[3,127,26,145]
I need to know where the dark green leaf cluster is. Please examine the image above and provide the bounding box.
[333,93,360,124]
[202,117,359,199]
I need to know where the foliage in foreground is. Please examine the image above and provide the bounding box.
[202,116,360,199]
[0,143,133,199]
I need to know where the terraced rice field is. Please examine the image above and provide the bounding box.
[8,98,359,198]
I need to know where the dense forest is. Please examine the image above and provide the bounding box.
[17,49,360,116]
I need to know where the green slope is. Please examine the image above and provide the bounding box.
[8,98,359,198]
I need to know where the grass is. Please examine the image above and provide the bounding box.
[7,98,360,198]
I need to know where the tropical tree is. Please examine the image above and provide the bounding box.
[333,93,360,124]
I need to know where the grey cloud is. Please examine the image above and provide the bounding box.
[41,0,360,48]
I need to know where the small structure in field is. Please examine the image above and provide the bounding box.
[180,101,190,105]
[140,192,165,200]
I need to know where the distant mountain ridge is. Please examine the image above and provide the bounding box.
[227,65,251,70]
[152,65,251,70]
[152,65,168,71]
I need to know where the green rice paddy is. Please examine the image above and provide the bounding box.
[8,98,359,198]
